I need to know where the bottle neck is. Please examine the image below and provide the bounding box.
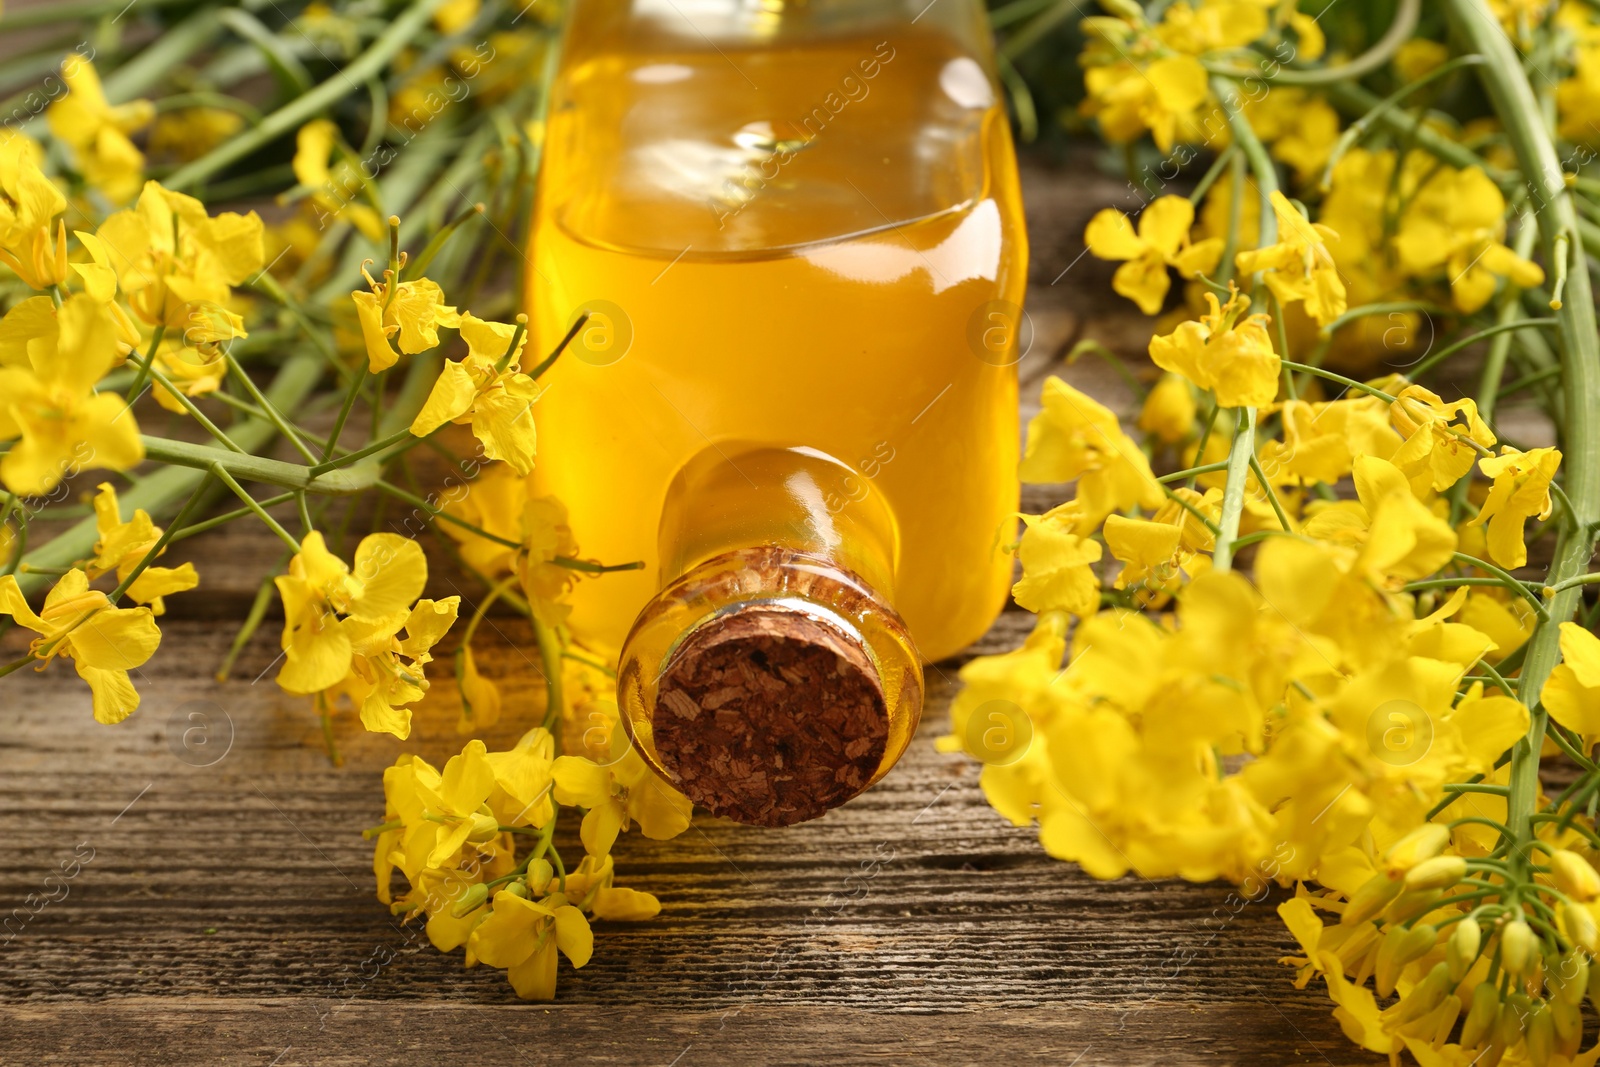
[616,446,921,826]
[656,445,899,598]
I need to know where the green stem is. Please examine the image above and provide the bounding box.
[1205,0,1419,86]
[164,0,453,191]
[1448,0,1600,874]
[14,353,323,598]
[1407,318,1560,380]
[1212,409,1256,573]
[210,463,300,552]
[1279,361,1398,402]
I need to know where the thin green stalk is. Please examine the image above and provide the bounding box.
[1158,460,1230,484]
[223,351,318,463]
[210,464,301,552]
[1247,454,1292,531]
[1408,318,1560,380]
[143,362,246,453]
[1212,408,1256,573]
[1205,0,1419,86]
[1279,361,1398,402]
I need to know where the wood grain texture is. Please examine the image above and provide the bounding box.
[0,154,1396,1065]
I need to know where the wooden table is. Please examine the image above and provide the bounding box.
[0,155,1382,1065]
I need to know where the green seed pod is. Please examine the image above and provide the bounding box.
[1405,855,1467,892]
[1549,850,1600,902]
[1461,981,1501,1049]
[1447,919,1482,983]
[1342,871,1404,926]
[1501,919,1536,977]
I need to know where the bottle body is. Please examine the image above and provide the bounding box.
[527,0,1027,820]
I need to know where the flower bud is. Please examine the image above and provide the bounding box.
[1499,993,1531,1045]
[1405,855,1466,892]
[1383,887,1443,926]
[1342,871,1404,926]
[1561,900,1600,955]
[1447,920,1482,983]
[1385,824,1451,875]
[1096,0,1145,20]
[467,811,501,843]
[528,857,554,895]
[1526,1000,1555,1067]
[450,881,489,918]
[1550,850,1600,902]
[504,880,530,899]
[1461,981,1500,1048]
[1376,922,1439,997]
[1548,948,1589,1007]
[1389,385,1441,439]
[1501,919,1536,977]
[1552,998,1583,1058]
[1393,962,1452,1025]
[1080,16,1133,42]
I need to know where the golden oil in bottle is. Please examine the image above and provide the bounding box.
[529,0,1028,824]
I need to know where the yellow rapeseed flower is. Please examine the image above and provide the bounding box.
[1080,55,1209,153]
[0,569,160,723]
[1543,623,1600,740]
[0,135,68,290]
[468,890,592,1000]
[551,749,692,858]
[1084,195,1222,315]
[1019,376,1164,526]
[1393,166,1544,313]
[1010,509,1103,617]
[1470,446,1561,569]
[0,294,143,495]
[45,56,153,204]
[1148,286,1280,409]
[1235,191,1346,326]
[274,531,429,696]
[351,264,459,372]
[87,482,198,615]
[411,314,540,474]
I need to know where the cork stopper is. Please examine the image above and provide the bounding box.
[651,605,890,827]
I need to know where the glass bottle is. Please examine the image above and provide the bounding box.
[528,0,1028,824]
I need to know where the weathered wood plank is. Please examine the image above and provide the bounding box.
[0,617,1376,1062]
[0,155,1397,1064]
